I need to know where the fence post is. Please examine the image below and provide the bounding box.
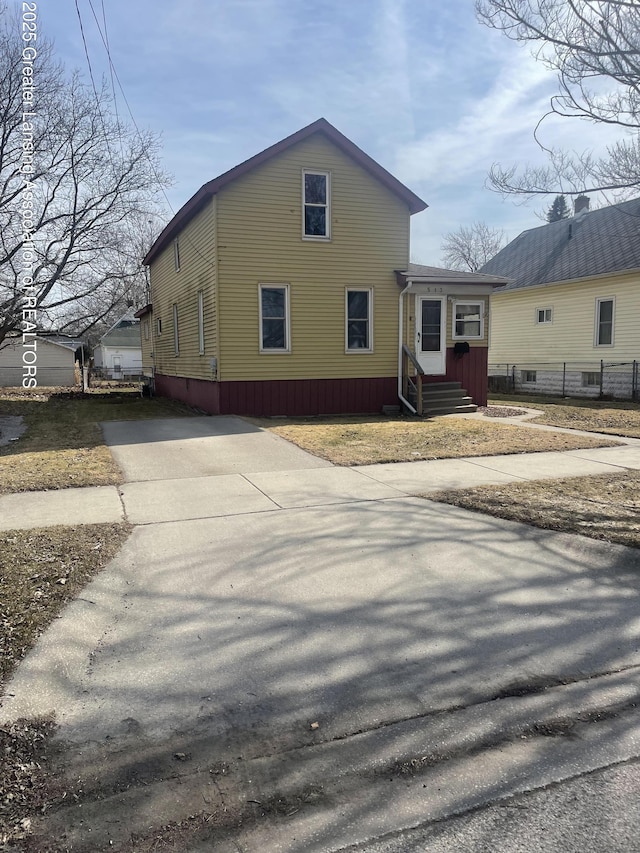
[562,363,566,397]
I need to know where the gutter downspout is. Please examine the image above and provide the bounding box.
[398,279,416,414]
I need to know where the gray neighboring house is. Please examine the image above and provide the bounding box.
[0,337,76,387]
[93,313,143,379]
[482,196,640,399]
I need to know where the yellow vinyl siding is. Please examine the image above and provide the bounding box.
[149,199,218,380]
[215,134,409,381]
[489,272,640,363]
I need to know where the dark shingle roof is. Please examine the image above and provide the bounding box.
[480,197,640,290]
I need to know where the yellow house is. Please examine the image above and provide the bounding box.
[484,196,640,400]
[139,119,505,416]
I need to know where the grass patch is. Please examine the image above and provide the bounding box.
[429,471,640,549]
[1,521,131,850]
[1,522,132,684]
[489,393,640,438]
[0,388,194,494]
[253,415,620,466]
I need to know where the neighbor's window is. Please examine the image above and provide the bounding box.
[522,370,537,383]
[536,307,553,324]
[453,301,483,338]
[143,320,149,341]
[303,170,330,239]
[197,290,205,355]
[174,238,181,272]
[595,297,614,346]
[346,288,372,351]
[259,284,290,352]
[582,371,601,387]
[156,317,162,336]
[173,303,179,356]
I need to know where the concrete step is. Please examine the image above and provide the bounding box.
[421,387,471,401]
[423,404,478,417]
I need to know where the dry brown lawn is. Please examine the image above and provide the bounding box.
[0,388,193,494]
[489,394,640,438]
[430,471,640,549]
[255,415,620,466]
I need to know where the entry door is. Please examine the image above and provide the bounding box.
[416,296,446,375]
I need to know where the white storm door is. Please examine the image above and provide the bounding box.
[416,296,446,375]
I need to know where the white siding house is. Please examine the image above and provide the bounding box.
[93,313,143,379]
[0,337,76,387]
[482,196,640,400]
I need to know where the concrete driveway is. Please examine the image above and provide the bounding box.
[3,415,640,851]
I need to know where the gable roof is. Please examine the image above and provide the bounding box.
[481,197,640,291]
[99,318,141,349]
[144,118,428,265]
[397,263,510,286]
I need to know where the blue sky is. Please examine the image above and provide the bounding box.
[34,0,624,264]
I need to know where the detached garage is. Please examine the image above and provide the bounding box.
[0,337,76,387]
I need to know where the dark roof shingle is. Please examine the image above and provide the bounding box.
[480,197,640,290]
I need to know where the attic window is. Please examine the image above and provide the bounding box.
[303,170,330,239]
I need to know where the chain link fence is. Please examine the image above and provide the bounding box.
[488,360,640,402]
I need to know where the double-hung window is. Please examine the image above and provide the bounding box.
[453,301,483,339]
[259,284,290,352]
[346,288,372,351]
[197,290,205,355]
[595,297,614,346]
[172,303,179,356]
[303,170,330,239]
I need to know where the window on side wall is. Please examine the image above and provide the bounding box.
[174,238,181,272]
[303,170,330,239]
[156,317,162,336]
[536,307,553,324]
[197,290,205,355]
[453,301,483,339]
[143,320,149,341]
[522,370,536,383]
[346,288,372,351]
[173,303,179,356]
[259,284,290,352]
[595,297,614,346]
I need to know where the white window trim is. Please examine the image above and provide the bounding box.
[197,290,205,355]
[452,299,484,340]
[302,169,331,241]
[594,296,615,347]
[536,307,553,325]
[172,303,179,356]
[174,238,181,272]
[345,287,373,353]
[259,283,291,354]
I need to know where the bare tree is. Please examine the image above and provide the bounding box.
[0,8,169,350]
[441,222,507,272]
[476,0,640,198]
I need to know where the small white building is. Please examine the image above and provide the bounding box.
[0,337,76,387]
[93,313,143,379]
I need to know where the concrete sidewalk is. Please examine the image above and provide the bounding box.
[2,439,640,530]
